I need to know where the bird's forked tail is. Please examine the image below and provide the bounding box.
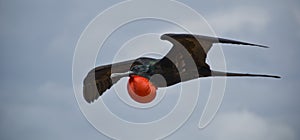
[211,70,280,78]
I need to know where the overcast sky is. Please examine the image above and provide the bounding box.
[1,0,300,140]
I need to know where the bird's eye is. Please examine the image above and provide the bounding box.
[130,60,143,70]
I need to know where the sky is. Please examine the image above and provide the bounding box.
[1,0,300,140]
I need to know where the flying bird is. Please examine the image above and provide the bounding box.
[83,33,280,103]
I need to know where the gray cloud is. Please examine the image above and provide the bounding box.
[204,111,295,140]
[208,6,270,34]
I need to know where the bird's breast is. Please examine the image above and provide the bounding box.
[127,75,157,103]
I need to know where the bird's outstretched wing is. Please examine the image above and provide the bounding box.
[157,33,268,86]
[83,60,136,103]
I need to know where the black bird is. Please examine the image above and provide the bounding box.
[83,33,280,103]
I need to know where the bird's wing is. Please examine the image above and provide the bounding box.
[160,34,211,70]
[157,33,268,86]
[161,33,268,68]
[83,59,136,103]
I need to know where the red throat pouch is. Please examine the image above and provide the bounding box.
[127,75,157,103]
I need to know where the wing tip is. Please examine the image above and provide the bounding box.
[248,43,269,48]
[217,37,269,48]
[83,71,100,104]
[271,75,281,78]
[161,33,270,49]
[83,82,99,104]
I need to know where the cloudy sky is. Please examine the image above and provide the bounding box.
[1,0,300,140]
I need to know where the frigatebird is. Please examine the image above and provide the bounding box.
[83,33,280,103]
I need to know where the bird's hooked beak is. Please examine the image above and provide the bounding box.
[109,71,134,84]
[110,71,134,79]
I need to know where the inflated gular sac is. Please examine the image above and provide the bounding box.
[127,75,157,103]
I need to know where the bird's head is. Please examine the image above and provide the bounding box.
[129,58,158,79]
[131,64,149,74]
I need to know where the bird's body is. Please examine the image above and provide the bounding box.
[83,33,280,103]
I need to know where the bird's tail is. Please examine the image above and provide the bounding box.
[211,70,280,78]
